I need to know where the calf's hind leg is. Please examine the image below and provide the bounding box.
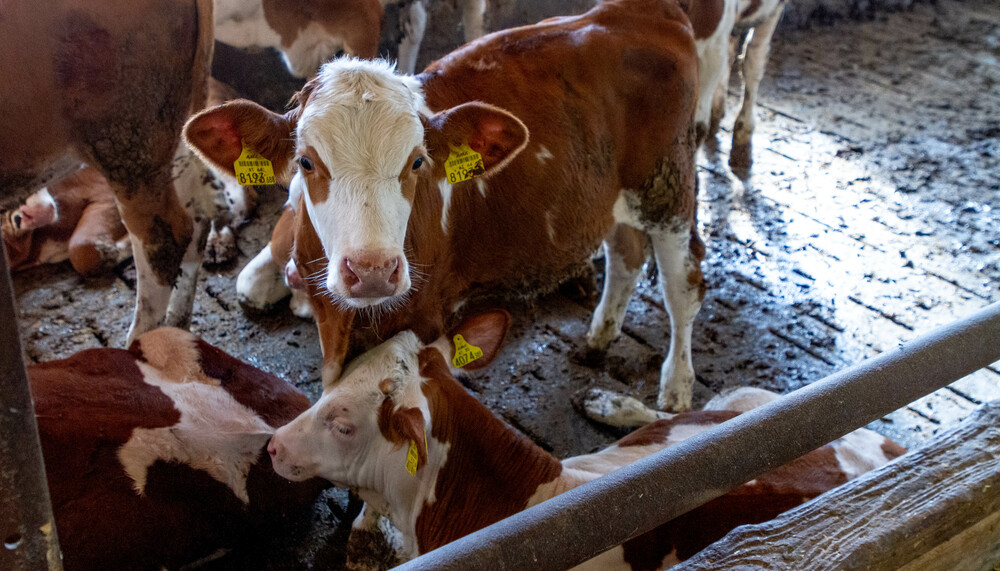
[628,143,704,412]
[116,173,193,345]
[649,223,704,411]
[587,224,648,351]
[730,1,785,170]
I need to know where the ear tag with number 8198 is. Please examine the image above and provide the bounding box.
[444,142,485,184]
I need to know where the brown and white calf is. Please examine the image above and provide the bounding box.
[685,0,787,168]
[267,311,907,568]
[0,0,217,343]
[214,0,486,76]
[186,0,705,411]
[31,327,327,571]
[2,167,130,275]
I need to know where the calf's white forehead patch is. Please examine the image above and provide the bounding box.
[339,330,424,394]
[118,362,274,504]
[298,59,426,183]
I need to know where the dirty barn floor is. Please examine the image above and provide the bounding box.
[12,0,1000,567]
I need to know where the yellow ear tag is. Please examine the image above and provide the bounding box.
[444,142,485,184]
[405,429,428,477]
[233,140,276,186]
[452,334,484,368]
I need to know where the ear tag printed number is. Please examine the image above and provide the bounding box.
[406,429,428,477]
[444,142,485,184]
[234,140,275,186]
[452,334,484,368]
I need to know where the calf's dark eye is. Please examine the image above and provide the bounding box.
[299,156,314,172]
[411,156,424,170]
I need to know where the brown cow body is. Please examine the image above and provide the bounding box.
[188,0,706,412]
[214,0,487,76]
[32,327,327,571]
[0,0,218,343]
[268,312,906,568]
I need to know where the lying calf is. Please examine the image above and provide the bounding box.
[2,167,129,275]
[268,311,906,567]
[31,327,326,571]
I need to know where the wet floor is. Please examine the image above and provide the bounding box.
[11,0,1000,567]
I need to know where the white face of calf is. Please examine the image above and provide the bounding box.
[268,331,430,486]
[292,60,426,307]
[184,58,530,310]
[267,310,510,492]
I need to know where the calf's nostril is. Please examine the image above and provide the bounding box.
[341,258,360,287]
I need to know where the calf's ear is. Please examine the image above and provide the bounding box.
[424,102,530,179]
[445,309,512,371]
[379,389,428,471]
[184,99,299,185]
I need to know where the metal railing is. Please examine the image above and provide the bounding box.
[397,302,1000,571]
[0,250,63,571]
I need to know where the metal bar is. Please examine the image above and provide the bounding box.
[0,249,63,570]
[398,302,1000,571]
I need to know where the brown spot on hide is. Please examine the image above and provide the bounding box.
[622,444,851,568]
[55,12,116,112]
[616,410,739,448]
[301,145,331,204]
[194,339,312,428]
[882,439,907,460]
[261,0,383,62]
[679,0,726,39]
[413,348,562,553]
[378,398,428,471]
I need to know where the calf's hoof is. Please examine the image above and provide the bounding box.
[729,140,753,172]
[204,224,237,266]
[657,376,694,413]
[236,246,290,315]
[579,388,672,428]
[289,288,315,320]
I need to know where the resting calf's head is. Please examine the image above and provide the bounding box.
[267,309,510,489]
[185,58,529,308]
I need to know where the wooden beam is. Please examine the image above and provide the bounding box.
[0,249,63,570]
[673,400,1000,570]
[897,509,1000,571]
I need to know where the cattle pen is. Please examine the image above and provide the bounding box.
[4,272,1000,569]
[3,0,1000,569]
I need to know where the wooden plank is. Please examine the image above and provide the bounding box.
[673,400,1000,571]
[897,509,1000,571]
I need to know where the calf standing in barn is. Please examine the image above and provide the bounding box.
[684,0,787,168]
[31,327,327,571]
[186,0,706,412]
[0,0,218,343]
[267,310,907,567]
[214,0,487,77]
